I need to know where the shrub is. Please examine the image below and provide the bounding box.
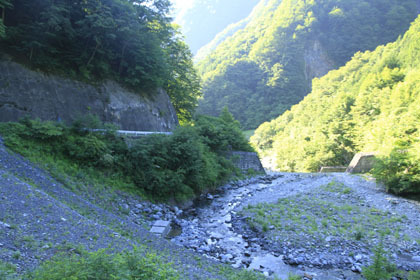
[0,261,17,280]
[0,110,252,202]
[373,140,420,194]
[27,247,180,280]
[362,243,397,280]
[126,126,234,201]
[194,107,254,153]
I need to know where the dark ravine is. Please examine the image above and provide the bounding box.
[0,56,178,131]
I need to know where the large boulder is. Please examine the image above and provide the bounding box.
[0,57,178,131]
[346,152,377,174]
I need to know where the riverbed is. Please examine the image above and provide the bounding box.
[171,173,420,279]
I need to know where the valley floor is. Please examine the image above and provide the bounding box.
[173,173,420,279]
[1,134,420,279]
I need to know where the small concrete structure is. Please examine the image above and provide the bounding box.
[228,151,266,174]
[319,166,347,173]
[150,220,171,237]
[346,152,377,174]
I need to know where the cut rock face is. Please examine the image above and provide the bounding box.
[346,152,377,174]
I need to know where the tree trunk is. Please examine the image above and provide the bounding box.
[87,40,100,67]
[118,44,127,75]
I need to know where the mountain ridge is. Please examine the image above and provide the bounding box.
[196,0,420,129]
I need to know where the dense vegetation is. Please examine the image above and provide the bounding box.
[252,16,420,194]
[0,247,271,280]
[0,0,12,38]
[27,247,180,280]
[0,0,200,123]
[196,0,419,129]
[174,0,258,54]
[0,110,252,202]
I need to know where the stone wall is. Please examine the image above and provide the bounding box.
[319,166,347,173]
[0,56,178,131]
[228,151,265,174]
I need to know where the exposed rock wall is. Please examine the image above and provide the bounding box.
[0,57,178,131]
[304,40,334,83]
[228,151,265,174]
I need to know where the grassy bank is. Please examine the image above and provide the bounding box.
[0,110,253,203]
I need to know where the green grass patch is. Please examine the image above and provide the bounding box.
[240,186,407,245]
[0,261,17,280]
[25,247,180,280]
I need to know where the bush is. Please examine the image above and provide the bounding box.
[27,247,180,280]
[194,107,254,153]
[373,140,420,194]
[0,110,253,202]
[0,261,17,280]
[126,126,235,201]
[362,243,397,280]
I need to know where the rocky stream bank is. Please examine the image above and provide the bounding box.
[170,173,420,279]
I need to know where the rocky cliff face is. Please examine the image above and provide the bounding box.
[304,40,334,83]
[0,57,178,131]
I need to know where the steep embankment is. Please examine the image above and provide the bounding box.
[196,0,419,129]
[252,16,420,175]
[0,57,178,131]
[0,136,260,279]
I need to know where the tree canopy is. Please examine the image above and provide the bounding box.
[0,0,201,122]
[196,0,419,129]
[0,0,12,38]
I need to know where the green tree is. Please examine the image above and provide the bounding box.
[252,16,420,194]
[1,0,201,121]
[196,0,418,129]
[164,29,201,124]
[0,0,12,38]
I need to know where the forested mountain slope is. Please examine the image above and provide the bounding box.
[197,0,419,129]
[194,0,269,62]
[173,0,258,54]
[251,15,420,193]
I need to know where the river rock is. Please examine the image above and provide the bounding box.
[0,222,11,229]
[412,256,420,262]
[249,253,295,279]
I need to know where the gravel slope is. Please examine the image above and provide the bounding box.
[0,137,245,279]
